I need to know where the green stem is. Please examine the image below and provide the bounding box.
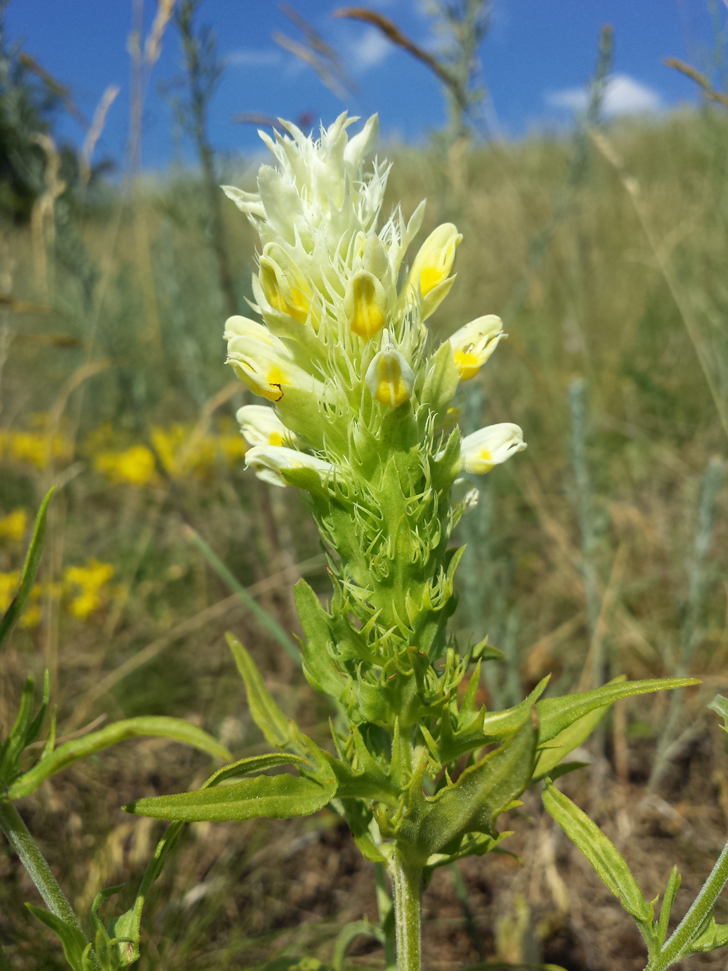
[390,849,423,971]
[646,837,728,971]
[0,798,83,932]
[375,860,396,970]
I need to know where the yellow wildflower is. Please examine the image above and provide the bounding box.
[0,509,27,542]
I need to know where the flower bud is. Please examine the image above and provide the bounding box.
[259,243,312,322]
[236,405,296,448]
[365,330,415,408]
[449,315,505,381]
[461,423,526,474]
[245,444,333,487]
[345,270,388,340]
[409,223,462,298]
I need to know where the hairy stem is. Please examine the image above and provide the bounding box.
[390,849,423,971]
[0,798,83,931]
[646,837,728,971]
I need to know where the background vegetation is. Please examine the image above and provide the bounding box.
[1,1,728,968]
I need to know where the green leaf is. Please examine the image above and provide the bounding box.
[657,866,681,946]
[420,339,460,418]
[124,772,335,822]
[9,717,230,800]
[436,677,549,765]
[0,674,37,784]
[227,633,291,747]
[125,742,336,823]
[685,915,728,955]
[0,487,54,651]
[293,579,349,698]
[537,678,699,746]
[204,752,313,788]
[542,782,651,921]
[332,919,384,971]
[531,695,610,783]
[90,884,124,938]
[708,695,728,733]
[25,904,89,971]
[107,821,184,963]
[403,717,537,862]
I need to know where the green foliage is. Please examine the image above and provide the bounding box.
[7,715,230,800]
[543,759,728,971]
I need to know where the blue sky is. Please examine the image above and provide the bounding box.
[6,0,725,171]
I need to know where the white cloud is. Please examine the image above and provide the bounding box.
[227,48,282,67]
[350,28,392,70]
[545,73,662,117]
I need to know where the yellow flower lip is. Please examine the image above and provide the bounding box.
[450,315,505,381]
[236,405,296,449]
[259,244,313,323]
[244,445,333,487]
[364,330,415,409]
[345,270,387,340]
[461,423,526,474]
[410,223,462,298]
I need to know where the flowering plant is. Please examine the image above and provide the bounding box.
[121,114,713,970]
[4,115,728,971]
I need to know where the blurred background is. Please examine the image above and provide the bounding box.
[1,1,728,968]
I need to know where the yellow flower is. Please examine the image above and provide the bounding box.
[64,559,115,620]
[406,223,462,319]
[460,423,527,474]
[365,330,415,409]
[259,244,313,322]
[236,405,297,448]
[345,270,388,340]
[94,445,158,486]
[0,509,27,542]
[225,316,314,403]
[449,315,505,381]
[245,445,334,488]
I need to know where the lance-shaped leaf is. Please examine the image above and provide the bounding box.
[108,821,184,963]
[25,905,89,971]
[531,694,610,783]
[9,717,230,800]
[124,749,336,823]
[542,782,652,922]
[0,487,54,651]
[293,579,350,698]
[227,633,291,747]
[536,677,699,746]
[0,672,48,785]
[403,715,538,863]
